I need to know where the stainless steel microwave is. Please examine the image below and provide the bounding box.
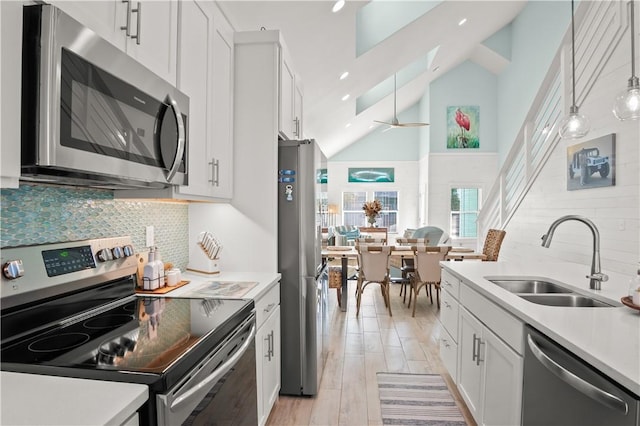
[21,4,189,189]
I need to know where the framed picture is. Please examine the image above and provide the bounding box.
[316,168,327,183]
[447,106,479,149]
[348,167,394,183]
[566,134,615,190]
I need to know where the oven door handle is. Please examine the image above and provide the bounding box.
[526,334,629,415]
[170,322,256,412]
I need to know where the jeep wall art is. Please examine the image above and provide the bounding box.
[566,134,616,191]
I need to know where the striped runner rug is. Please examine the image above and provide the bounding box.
[377,372,468,425]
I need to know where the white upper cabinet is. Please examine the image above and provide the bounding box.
[293,82,303,138]
[279,52,296,140]
[115,0,234,201]
[51,1,178,85]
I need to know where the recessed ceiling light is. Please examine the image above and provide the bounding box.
[458,18,467,26]
[339,71,349,80]
[341,94,350,101]
[345,123,351,128]
[332,0,345,13]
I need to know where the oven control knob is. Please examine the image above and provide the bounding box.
[3,260,24,280]
[122,245,134,257]
[97,248,114,262]
[112,246,124,259]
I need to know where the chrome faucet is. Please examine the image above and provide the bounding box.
[541,215,609,290]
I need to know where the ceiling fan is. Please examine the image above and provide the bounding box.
[374,74,429,129]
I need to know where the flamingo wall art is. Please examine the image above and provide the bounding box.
[447,106,480,149]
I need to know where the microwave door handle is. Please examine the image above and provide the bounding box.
[526,334,629,415]
[164,95,186,182]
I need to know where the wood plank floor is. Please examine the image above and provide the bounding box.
[267,280,477,425]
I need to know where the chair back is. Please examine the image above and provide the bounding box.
[482,229,506,261]
[410,226,450,245]
[357,245,393,282]
[395,238,428,246]
[413,246,450,283]
[355,237,387,247]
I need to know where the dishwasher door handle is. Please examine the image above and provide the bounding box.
[527,334,629,415]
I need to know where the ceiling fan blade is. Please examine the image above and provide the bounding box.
[396,122,430,127]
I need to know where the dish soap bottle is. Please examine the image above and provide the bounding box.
[143,248,160,290]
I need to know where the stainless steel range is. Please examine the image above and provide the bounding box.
[1,237,257,425]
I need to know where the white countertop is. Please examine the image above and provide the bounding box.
[441,260,640,396]
[0,372,148,425]
[165,271,281,300]
[1,271,280,426]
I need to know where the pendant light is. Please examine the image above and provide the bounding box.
[613,0,640,121]
[559,0,590,139]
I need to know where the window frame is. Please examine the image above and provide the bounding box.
[449,186,481,239]
[341,190,399,232]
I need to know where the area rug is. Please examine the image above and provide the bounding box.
[376,372,467,425]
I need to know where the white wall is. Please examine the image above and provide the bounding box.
[499,8,640,277]
[327,160,419,239]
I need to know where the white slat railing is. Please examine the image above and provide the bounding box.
[477,0,626,238]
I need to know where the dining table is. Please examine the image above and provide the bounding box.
[321,246,485,312]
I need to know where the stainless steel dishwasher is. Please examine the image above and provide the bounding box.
[522,326,639,425]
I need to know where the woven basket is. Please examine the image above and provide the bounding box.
[328,266,342,289]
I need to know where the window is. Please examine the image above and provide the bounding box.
[342,190,398,232]
[450,188,480,238]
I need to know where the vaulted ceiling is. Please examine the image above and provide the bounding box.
[218,1,527,158]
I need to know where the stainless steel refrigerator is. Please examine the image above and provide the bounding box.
[278,139,328,396]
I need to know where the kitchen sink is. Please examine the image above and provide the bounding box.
[488,279,573,294]
[485,277,616,308]
[519,294,614,308]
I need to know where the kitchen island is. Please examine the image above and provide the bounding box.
[440,259,639,425]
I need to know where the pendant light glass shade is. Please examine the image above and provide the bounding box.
[558,106,590,139]
[560,0,590,139]
[613,0,640,121]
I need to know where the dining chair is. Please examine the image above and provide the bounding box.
[393,238,429,302]
[481,229,506,261]
[355,245,394,317]
[355,237,387,247]
[408,245,451,316]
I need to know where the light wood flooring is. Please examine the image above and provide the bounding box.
[266,280,476,425]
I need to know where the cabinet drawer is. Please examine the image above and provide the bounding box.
[441,269,460,300]
[255,282,280,329]
[460,284,523,354]
[440,328,458,382]
[440,289,459,342]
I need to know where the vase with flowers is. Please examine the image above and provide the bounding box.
[362,199,383,227]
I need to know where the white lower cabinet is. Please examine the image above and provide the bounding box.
[254,283,281,426]
[457,302,523,426]
[440,268,524,426]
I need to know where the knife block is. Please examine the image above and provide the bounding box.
[187,247,220,274]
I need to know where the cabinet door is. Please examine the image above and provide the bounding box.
[175,0,215,199]
[261,306,281,425]
[457,307,483,422]
[256,306,281,426]
[481,329,523,426]
[293,82,303,138]
[209,6,234,199]
[279,53,295,139]
[125,0,178,85]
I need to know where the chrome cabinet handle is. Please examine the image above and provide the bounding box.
[472,333,481,363]
[444,301,451,309]
[526,335,628,414]
[476,340,484,366]
[120,0,132,36]
[263,302,276,314]
[269,330,275,359]
[131,2,141,45]
[163,94,186,182]
[208,159,220,186]
[442,338,450,348]
[264,334,271,360]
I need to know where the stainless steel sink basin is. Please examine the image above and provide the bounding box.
[519,294,614,308]
[488,279,573,294]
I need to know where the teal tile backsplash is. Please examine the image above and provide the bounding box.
[1,185,189,270]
